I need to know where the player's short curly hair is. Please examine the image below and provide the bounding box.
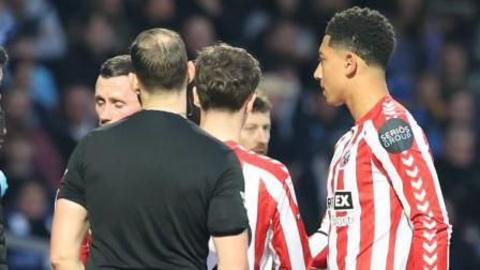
[326,6,396,69]
[195,44,261,112]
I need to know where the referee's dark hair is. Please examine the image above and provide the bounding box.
[0,47,8,67]
[130,28,188,92]
[326,6,396,70]
[99,55,133,79]
[195,43,261,112]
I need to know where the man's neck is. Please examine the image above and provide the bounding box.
[344,71,389,121]
[141,90,187,118]
[200,110,245,143]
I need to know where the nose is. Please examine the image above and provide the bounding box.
[314,64,323,81]
[99,106,112,125]
[256,129,269,145]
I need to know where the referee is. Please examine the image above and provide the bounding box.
[50,28,249,270]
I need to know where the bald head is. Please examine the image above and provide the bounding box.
[130,28,188,92]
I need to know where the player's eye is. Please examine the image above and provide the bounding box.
[244,126,256,132]
[114,101,125,109]
[96,99,105,106]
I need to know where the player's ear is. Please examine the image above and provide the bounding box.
[192,86,201,108]
[345,53,357,78]
[187,61,195,83]
[129,72,140,91]
[245,92,257,113]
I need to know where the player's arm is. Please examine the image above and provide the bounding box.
[55,181,91,266]
[309,212,329,269]
[270,174,311,269]
[51,137,89,270]
[366,116,451,270]
[53,177,92,265]
[213,231,249,270]
[50,199,88,270]
[208,151,249,270]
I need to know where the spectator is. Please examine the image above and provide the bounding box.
[181,15,217,58]
[61,85,96,143]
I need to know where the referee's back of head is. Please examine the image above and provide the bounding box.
[130,28,188,93]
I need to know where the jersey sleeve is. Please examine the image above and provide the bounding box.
[366,111,451,270]
[57,136,88,209]
[309,212,329,269]
[208,151,249,236]
[269,173,311,269]
[80,232,92,265]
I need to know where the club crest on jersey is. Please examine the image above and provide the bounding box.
[339,150,351,169]
[378,118,414,153]
[327,191,354,210]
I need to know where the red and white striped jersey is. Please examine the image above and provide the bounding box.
[310,95,451,270]
[208,141,311,270]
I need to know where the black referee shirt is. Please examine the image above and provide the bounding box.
[58,110,248,269]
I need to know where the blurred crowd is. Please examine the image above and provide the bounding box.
[0,0,478,268]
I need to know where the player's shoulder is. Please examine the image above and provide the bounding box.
[367,95,418,129]
[231,144,290,182]
[377,96,411,121]
[370,96,423,154]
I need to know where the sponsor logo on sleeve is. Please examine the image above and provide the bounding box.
[378,118,414,153]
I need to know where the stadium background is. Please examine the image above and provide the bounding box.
[0,0,478,268]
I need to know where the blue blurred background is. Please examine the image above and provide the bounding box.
[0,0,478,269]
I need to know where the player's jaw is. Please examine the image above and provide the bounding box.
[252,143,268,155]
[320,80,346,107]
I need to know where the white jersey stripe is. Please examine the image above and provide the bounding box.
[329,224,338,270]
[242,163,260,269]
[394,214,413,269]
[260,229,273,269]
[370,159,391,270]
[344,127,362,269]
[327,131,353,270]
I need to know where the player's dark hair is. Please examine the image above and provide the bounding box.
[130,28,188,92]
[252,92,271,114]
[326,6,396,69]
[195,44,261,112]
[99,55,133,78]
